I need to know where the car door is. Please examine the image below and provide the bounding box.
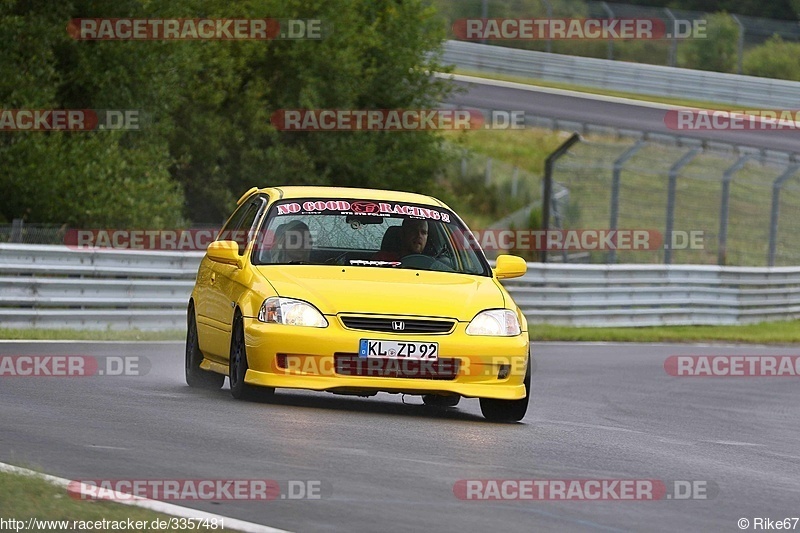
[196,197,265,361]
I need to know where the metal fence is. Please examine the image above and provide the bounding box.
[442,40,800,108]
[542,136,800,267]
[3,244,800,329]
[434,0,800,72]
[439,146,542,220]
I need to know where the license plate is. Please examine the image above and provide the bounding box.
[359,339,438,360]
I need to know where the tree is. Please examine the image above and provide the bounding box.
[743,35,800,80]
[0,0,186,227]
[680,12,739,72]
[1,0,453,225]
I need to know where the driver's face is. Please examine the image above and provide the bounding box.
[402,221,428,255]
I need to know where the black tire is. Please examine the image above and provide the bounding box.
[185,306,225,389]
[229,315,274,401]
[479,356,531,422]
[422,394,461,408]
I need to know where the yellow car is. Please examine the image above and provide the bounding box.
[186,186,531,421]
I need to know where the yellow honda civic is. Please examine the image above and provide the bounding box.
[186,186,531,421]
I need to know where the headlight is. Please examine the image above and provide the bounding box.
[258,297,328,327]
[466,309,521,336]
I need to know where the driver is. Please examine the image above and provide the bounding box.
[374,218,428,261]
[271,220,313,263]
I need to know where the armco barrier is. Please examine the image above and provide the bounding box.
[443,40,800,109]
[0,244,203,330]
[2,244,800,329]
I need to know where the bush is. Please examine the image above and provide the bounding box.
[743,35,800,80]
[680,12,739,72]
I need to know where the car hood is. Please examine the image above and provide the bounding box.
[254,265,504,321]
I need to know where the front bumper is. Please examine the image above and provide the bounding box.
[240,316,529,400]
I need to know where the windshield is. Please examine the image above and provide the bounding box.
[252,198,491,276]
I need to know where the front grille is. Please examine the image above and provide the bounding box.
[334,353,459,380]
[340,316,455,334]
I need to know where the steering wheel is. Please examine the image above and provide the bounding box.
[400,254,454,272]
[432,244,454,266]
[325,251,350,265]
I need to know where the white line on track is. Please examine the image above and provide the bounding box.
[0,462,292,533]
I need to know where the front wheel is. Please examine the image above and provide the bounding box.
[185,307,225,390]
[479,356,531,422]
[229,316,274,401]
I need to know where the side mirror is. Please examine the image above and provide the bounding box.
[493,254,527,280]
[207,240,243,268]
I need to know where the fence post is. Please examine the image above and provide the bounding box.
[480,0,489,45]
[664,9,678,67]
[731,14,744,75]
[768,164,800,267]
[511,166,519,198]
[664,148,700,265]
[718,154,751,266]
[541,0,553,53]
[542,132,581,263]
[10,219,23,243]
[601,2,615,60]
[608,140,645,264]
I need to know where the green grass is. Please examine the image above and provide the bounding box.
[530,320,800,344]
[0,328,184,341]
[0,469,240,532]
[1,321,798,344]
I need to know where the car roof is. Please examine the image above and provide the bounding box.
[247,186,446,208]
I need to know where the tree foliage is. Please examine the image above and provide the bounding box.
[680,12,739,72]
[625,0,798,21]
[743,35,800,80]
[1,0,452,225]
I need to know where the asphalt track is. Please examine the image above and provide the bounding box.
[446,76,800,155]
[2,341,799,532]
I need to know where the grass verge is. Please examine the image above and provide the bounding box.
[0,322,798,344]
[530,321,800,344]
[0,328,184,341]
[0,469,238,532]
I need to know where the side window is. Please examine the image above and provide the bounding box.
[217,197,266,255]
[217,203,251,242]
[233,203,260,255]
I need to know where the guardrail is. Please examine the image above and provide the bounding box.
[3,244,800,330]
[0,244,203,330]
[443,40,800,109]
